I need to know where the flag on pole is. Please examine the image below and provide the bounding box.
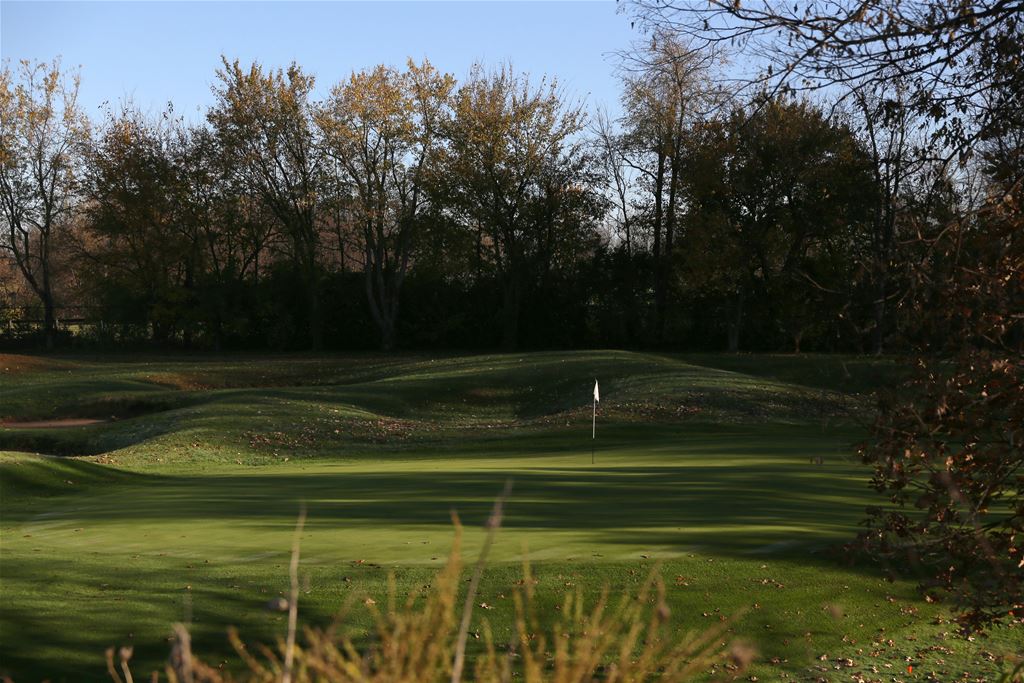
[591,379,599,464]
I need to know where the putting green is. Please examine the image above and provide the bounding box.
[0,352,1019,680]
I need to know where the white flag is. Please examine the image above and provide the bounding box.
[593,379,600,403]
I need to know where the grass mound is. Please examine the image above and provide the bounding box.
[0,451,139,503]
[0,351,871,464]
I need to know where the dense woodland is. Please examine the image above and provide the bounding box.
[2,24,1012,354]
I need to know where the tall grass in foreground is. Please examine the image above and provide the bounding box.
[104,489,753,683]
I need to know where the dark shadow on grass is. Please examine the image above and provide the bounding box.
[0,529,940,683]
[0,453,156,502]
[6,461,873,557]
[0,555,293,683]
[0,416,179,456]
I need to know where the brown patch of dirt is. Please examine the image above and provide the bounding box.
[0,354,76,374]
[139,372,212,391]
[1,418,105,429]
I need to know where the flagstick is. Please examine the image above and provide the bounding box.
[592,396,596,465]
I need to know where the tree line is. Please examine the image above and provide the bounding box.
[0,35,1011,355]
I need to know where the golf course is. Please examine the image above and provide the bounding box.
[1,351,1020,681]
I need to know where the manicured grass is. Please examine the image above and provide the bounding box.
[0,351,1020,681]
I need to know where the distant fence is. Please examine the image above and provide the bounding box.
[0,305,102,337]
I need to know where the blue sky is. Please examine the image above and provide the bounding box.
[1,1,639,122]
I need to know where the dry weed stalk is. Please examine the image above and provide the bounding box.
[452,480,512,683]
[283,505,307,683]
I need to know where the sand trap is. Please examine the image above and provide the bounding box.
[1,418,104,429]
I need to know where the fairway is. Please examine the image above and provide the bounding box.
[1,352,1019,680]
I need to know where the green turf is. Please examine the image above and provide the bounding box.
[0,351,1020,681]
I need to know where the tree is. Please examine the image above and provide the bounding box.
[592,107,646,343]
[82,105,196,343]
[317,59,454,350]
[174,124,279,349]
[858,165,1022,630]
[434,63,591,350]
[678,98,874,352]
[627,0,1024,628]
[615,31,724,343]
[0,59,87,349]
[858,57,1023,630]
[208,58,327,349]
[627,0,1023,158]
[593,108,636,258]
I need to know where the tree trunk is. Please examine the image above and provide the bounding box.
[872,294,885,355]
[380,319,397,352]
[213,291,225,353]
[624,252,639,345]
[727,294,743,353]
[367,291,398,352]
[652,151,666,344]
[871,192,897,355]
[42,293,56,351]
[501,278,520,351]
[364,256,402,352]
[297,230,323,351]
[872,265,888,355]
[658,154,682,345]
[39,250,56,350]
[307,278,323,351]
